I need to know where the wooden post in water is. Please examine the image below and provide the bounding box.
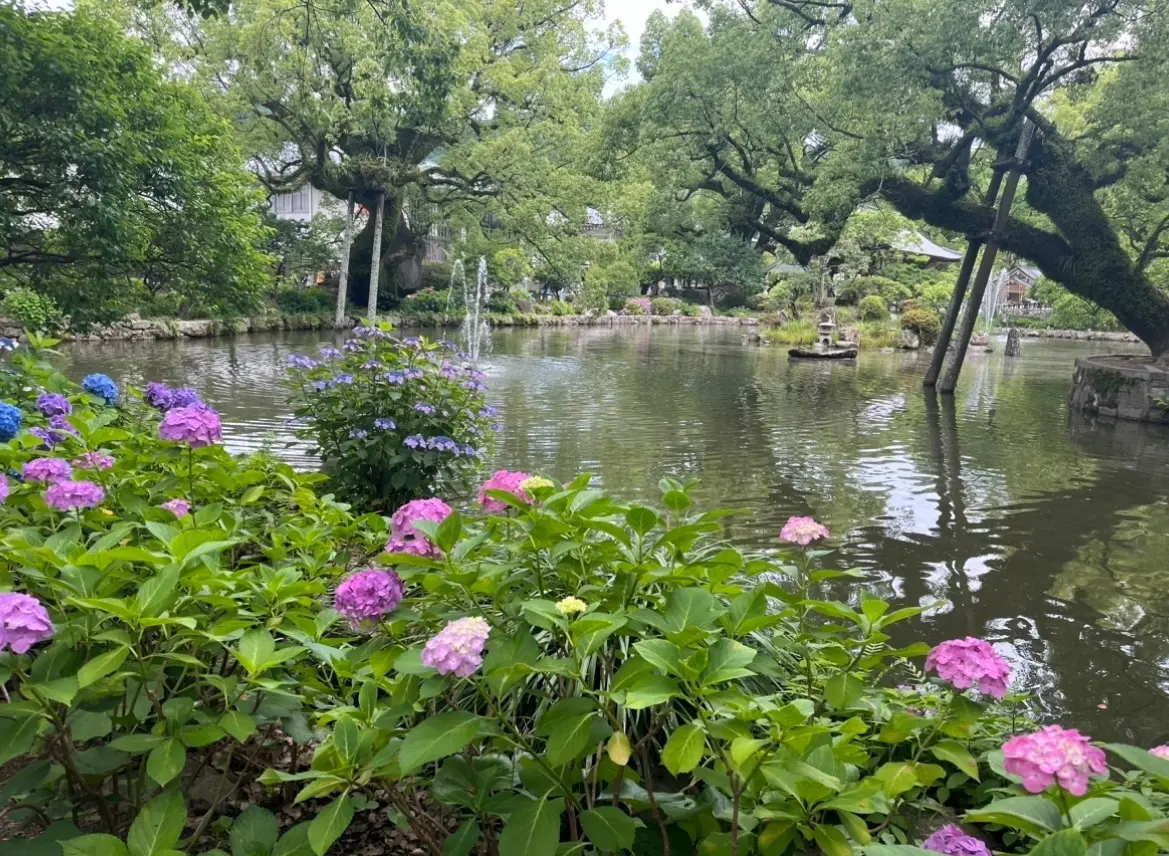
[923,168,1007,387]
[367,190,385,322]
[334,193,355,328]
[940,120,1036,394]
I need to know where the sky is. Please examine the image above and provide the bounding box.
[600,0,686,95]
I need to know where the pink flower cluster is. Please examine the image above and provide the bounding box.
[159,405,223,448]
[421,617,490,677]
[23,457,72,484]
[925,637,1011,699]
[0,592,54,654]
[162,498,190,519]
[334,569,404,628]
[922,825,991,856]
[75,451,115,471]
[45,480,104,511]
[478,470,532,513]
[1151,745,1169,760]
[0,474,8,505]
[386,498,451,557]
[1002,725,1108,796]
[780,515,829,546]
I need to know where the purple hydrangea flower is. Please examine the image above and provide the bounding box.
[404,337,422,348]
[320,346,342,359]
[145,382,175,410]
[159,406,223,448]
[45,480,104,511]
[374,418,396,430]
[170,388,204,409]
[361,361,382,370]
[421,617,490,676]
[925,637,1011,699]
[0,474,8,504]
[427,436,457,453]
[414,402,436,415]
[334,568,404,628]
[440,366,459,380]
[404,434,426,449]
[461,380,486,392]
[1002,726,1107,796]
[22,458,73,484]
[36,392,72,418]
[479,406,500,418]
[440,340,458,351]
[0,593,54,654]
[288,354,321,371]
[922,825,991,856]
[75,451,115,471]
[314,380,334,392]
[403,368,424,381]
[478,470,533,512]
[386,497,452,557]
[780,515,830,546]
[462,444,479,458]
[334,374,355,385]
[349,429,368,440]
[343,339,363,352]
[382,371,406,385]
[162,498,190,519]
[490,422,504,432]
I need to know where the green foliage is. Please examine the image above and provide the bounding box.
[399,289,455,315]
[0,287,63,332]
[273,288,333,316]
[0,7,274,328]
[490,249,532,289]
[650,297,682,316]
[762,318,817,345]
[901,308,942,345]
[0,348,384,847]
[418,262,453,294]
[549,300,573,316]
[288,326,494,512]
[486,292,519,315]
[858,295,890,321]
[1049,294,1121,332]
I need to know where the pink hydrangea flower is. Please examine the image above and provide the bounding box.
[1150,745,1169,760]
[923,825,991,856]
[75,451,115,471]
[162,499,190,519]
[925,637,1011,699]
[421,617,491,677]
[159,405,223,448]
[477,470,533,512]
[780,515,829,546]
[22,457,73,484]
[0,593,54,654]
[385,498,452,557]
[45,480,105,511]
[334,569,404,628]
[1002,725,1108,796]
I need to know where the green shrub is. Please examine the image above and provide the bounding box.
[1049,293,1120,331]
[288,325,495,512]
[858,318,901,347]
[0,287,63,331]
[624,297,650,315]
[486,291,518,315]
[678,301,704,316]
[399,287,454,314]
[419,260,453,292]
[650,296,681,315]
[274,286,333,315]
[858,294,889,321]
[901,307,942,344]
[550,299,573,316]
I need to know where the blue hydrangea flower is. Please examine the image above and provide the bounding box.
[404,434,426,449]
[171,387,204,409]
[320,346,342,359]
[440,340,459,351]
[343,339,363,352]
[404,337,422,348]
[334,374,355,385]
[403,368,424,381]
[479,406,500,418]
[349,428,368,440]
[491,422,504,432]
[361,361,382,370]
[288,354,320,370]
[81,374,119,405]
[414,402,436,415]
[462,380,486,392]
[382,371,406,385]
[462,444,480,458]
[427,436,457,452]
[314,380,334,391]
[374,418,396,430]
[0,402,22,442]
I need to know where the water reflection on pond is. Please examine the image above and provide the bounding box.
[64,326,1169,743]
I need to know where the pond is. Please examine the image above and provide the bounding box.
[64,326,1169,745]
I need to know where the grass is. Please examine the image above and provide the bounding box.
[761,318,817,345]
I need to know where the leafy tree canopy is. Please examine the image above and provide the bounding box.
[0,6,273,326]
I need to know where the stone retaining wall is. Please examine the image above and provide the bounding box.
[996,327,1140,343]
[1069,355,1169,424]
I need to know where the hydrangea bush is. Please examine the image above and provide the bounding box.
[2,349,1169,856]
[287,324,497,512]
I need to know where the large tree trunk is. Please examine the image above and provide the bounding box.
[864,129,1169,360]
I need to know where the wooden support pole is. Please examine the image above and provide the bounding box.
[923,168,1007,387]
[334,193,354,328]
[367,190,385,322]
[940,120,1036,394]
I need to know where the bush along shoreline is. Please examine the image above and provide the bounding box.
[1,336,1169,856]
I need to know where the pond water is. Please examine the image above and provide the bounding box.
[64,326,1169,744]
